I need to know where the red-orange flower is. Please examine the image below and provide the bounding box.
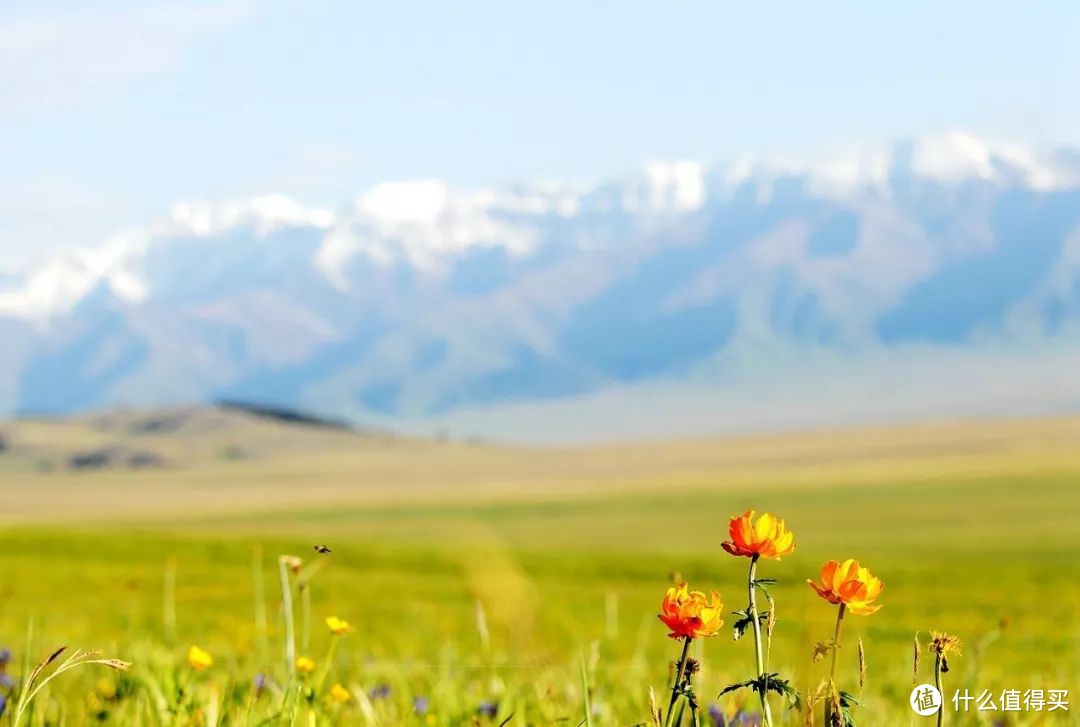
[659,583,724,639]
[721,510,795,559]
[807,559,884,615]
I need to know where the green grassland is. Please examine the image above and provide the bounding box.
[0,408,1078,725]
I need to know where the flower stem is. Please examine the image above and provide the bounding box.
[665,637,692,727]
[825,603,847,726]
[278,557,296,678]
[747,555,774,727]
[934,652,944,727]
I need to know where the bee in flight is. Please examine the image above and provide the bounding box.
[313,544,332,554]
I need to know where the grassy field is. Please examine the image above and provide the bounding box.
[0,408,1078,725]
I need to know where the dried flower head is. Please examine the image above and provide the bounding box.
[930,631,961,672]
[930,632,961,656]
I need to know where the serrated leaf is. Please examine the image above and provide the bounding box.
[731,609,769,641]
[720,673,801,710]
[718,679,755,697]
[766,677,802,710]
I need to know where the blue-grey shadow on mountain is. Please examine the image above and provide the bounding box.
[878,187,1080,343]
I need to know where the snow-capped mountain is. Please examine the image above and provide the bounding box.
[3,132,1080,439]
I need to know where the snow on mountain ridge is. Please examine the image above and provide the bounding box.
[1,133,1075,320]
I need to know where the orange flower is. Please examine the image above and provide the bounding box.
[721,510,795,560]
[658,583,724,639]
[807,559,884,615]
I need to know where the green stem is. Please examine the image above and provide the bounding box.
[300,583,311,655]
[278,558,296,677]
[313,636,341,696]
[748,555,774,727]
[825,603,847,726]
[934,653,943,727]
[252,546,268,658]
[664,637,692,727]
[163,558,177,645]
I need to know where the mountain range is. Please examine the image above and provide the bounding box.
[3,132,1080,442]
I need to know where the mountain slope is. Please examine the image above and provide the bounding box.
[2,132,1080,439]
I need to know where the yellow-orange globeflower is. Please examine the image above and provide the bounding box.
[721,510,795,560]
[807,559,884,615]
[325,616,354,635]
[187,645,213,671]
[658,583,724,639]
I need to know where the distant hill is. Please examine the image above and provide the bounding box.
[2,132,1079,441]
[0,404,397,473]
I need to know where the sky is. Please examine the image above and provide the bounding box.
[1,0,1078,270]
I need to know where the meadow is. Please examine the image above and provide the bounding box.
[0,408,1077,725]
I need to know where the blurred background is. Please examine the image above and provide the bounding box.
[2,1,1079,442]
[0,2,1078,724]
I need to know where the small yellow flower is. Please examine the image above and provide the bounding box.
[96,678,117,699]
[330,683,351,703]
[187,645,213,671]
[296,656,316,674]
[325,616,354,635]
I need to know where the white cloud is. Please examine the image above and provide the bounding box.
[0,175,132,272]
[0,1,256,115]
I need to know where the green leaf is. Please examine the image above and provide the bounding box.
[718,679,755,697]
[766,677,802,710]
[837,690,861,727]
[730,609,768,641]
[719,674,800,710]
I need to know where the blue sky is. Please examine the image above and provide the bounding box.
[1,0,1078,268]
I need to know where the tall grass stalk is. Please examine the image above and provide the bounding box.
[476,600,491,658]
[163,557,177,645]
[580,652,594,727]
[252,546,268,656]
[300,582,312,655]
[605,590,619,642]
[278,556,296,677]
[13,647,130,727]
